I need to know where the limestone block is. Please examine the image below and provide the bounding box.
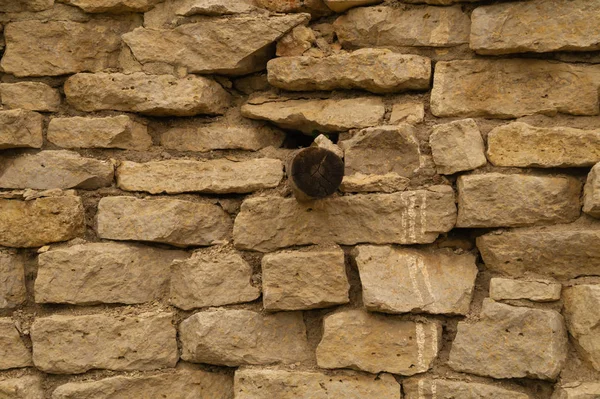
[324,0,381,13]
[448,299,568,380]
[36,242,186,305]
[0,0,54,12]
[262,245,349,311]
[0,251,26,308]
[254,0,331,17]
[355,245,477,315]
[333,5,470,48]
[563,285,600,371]
[430,119,486,175]
[584,163,600,218]
[241,97,385,134]
[65,73,231,117]
[0,195,85,248]
[0,82,60,112]
[180,309,309,366]
[61,0,162,12]
[317,309,441,375]
[471,0,600,54]
[431,59,600,118]
[233,187,456,252]
[490,278,561,302]
[175,0,255,16]
[276,26,315,57]
[487,122,600,167]
[390,102,424,125]
[312,134,343,158]
[170,248,259,310]
[552,383,600,399]
[457,173,581,228]
[267,49,431,93]
[0,151,114,190]
[0,319,31,369]
[116,159,283,194]
[31,312,178,374]
[235,369,400,399]
[97,196,231,247]
[340,173,409,193]
[48,116,152,150]
[0,376,43,399]
[403,378,530,399]
[0,109,43,150]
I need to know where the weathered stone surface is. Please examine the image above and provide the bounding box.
[267,49,431,93]
[123,14,308,75]
[0,376,44,399]
[342,125,421,177]
[457,173,581,228]
[36,242,186,305]
[0,0,54,12]
[312,134,343,158]
[170,248,259,310]
[487,122,600,168]
[431,60,600,118]
[61,0,161,12]
[0,319,31,369]
[234,187,456,252]
[390,102,424,125]
[355,245,477,315]
[0,109,43,149]
[333,5,470,48]
[317,309,441,375]
[340,173,409,193]
[563,285,600,371]
[449,299,568,380]
[552,383,600,399]
[235,368,400,399]
[262,245,349,311]
[180,309,309,366]
[490,278,561,302]
[97,196,231,247]
[403,378,530,399]
[176,0,255,16]
[0,3,89,23]
[584,163,600,218]
[31,312,178,374]
[65,73,231,116]
[0,82,60,112]
[324,0,381,13]
[1,18,140,77]
[276,25,315,57]
[52,366,233,399]
[116,159,283,194]
[430,119,486,175]
[48,116,152,150]
[0,151,114,190]
[471,0,600,55]
[241,97,385,134]
[254,0,331,17]
[0,195,85,248]
[0,252,26,308]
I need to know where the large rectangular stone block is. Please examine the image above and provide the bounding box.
[563,285,600,372]
[60,0,161,13]
[0,376,43,399]
[0,82,60,112]
[490,278,561,303]
[0,319,31,370]
[0,251,26,308]
[0,109,43,150]
[403,378,530,399]
[584,163,600,218]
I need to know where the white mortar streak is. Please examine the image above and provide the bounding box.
[408,193,417,243]
[401,194,408,242]
[418,379,425,399]
[431,379,437,399]
[418,256,435,308]
[430,323,439,359]
[420,191,427,238]
[416,322,425,371]
[408,255,425,305]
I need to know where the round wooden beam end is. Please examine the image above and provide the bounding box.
[290,147,344,199]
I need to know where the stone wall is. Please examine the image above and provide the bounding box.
[0,0,599,397]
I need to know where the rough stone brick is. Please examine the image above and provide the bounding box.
[403,378,530,399]
[235,368,400,399]
[448,299,568,380]
[180,309,309,366]
[175,0,256,16]
[430,119,487,175]
[0,251,26,308]
[584,163,600,218]
[253,0,331,17]
[267,49,431,93]
[48,116,152,151]
[0,0,54,12]
[457,173,581,228]
[36,242,186,305]
[0,151,114,190]
[323,0,381,12]
[563,285,600,371]
[354,245,478,315]
[490,278,561,302]
[0,109,43,150]
[262,245,349,311]
[0,82,60,112]
[116,159,283,194]
[317,309,441,375]
[276,25,316,57]
[31,312,178,374]
[0,195,85,248]
[431,59,600,118]
[552,383,600,399]
[340,173,409,193]
[97,196,231,247]
[390,102,424,125]
[0,319,31,369]
[487,122,600,168]
[169,248,260,310]
[0,376,44,399]
[233,186,456,252]
[60,0,162,12]
[65,73,231,116]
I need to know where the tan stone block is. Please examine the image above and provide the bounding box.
[584,163,600,218]
[430,119,486,175]
[317,309,441,375]
[0,195,85,248]
[0,251,26,308]
[175,0,255,16]
[0,319,31,369]
[355,245,478,315]
[31,312,178,374]
[312,134,343,158]
[97,196,231,247]
[180,309,309,366]
[389,102,424,125]
[48,116,152,150]
[563,285,600,371]
[0,3,88,23]
[340,173,409,193]
[449,299,568,380]
[324,0,381,12]
[0,0,53,12]
[36,242,186,305]
[61,0,161,12]
[233,187,456,252]
[169,248,259,310]
[490,278,561,302]
[403,378,530,399]
[254,0,331,17]
[0,109,43,150]
[0,376,44,399]
[0,82,60,112]
[552,382,600,399]
[457,173,581,228]
[276,26,315,57]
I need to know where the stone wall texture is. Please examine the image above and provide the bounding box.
[0,0,599,397]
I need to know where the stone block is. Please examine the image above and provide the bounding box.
[430,119,486,175]
[0,319,31,370]
[563,285,600,371]
[403,378,530,399]
[340,173,409,193]
[0,251,26,308]
[324,0,381,12]
[390,102,424,125]
[0,376,43,399]
[0,82,60,112]
[61,0,161,12]
[584,163,600,218]
[0,109,43,150]
[552,383,600,399]
[490,278,561,302]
